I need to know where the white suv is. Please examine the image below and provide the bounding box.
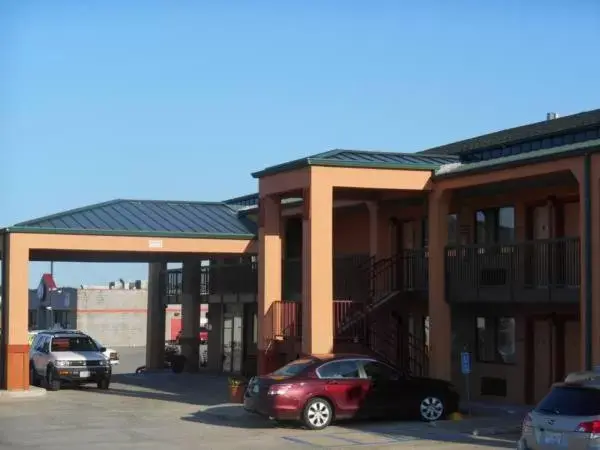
[29,331,111,391]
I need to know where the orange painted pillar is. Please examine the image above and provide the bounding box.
[302,181,334,355]
[427,189,452,381]
[1,233,30,391]
[257,195,282,374]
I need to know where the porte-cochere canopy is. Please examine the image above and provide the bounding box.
[8,199,257,239]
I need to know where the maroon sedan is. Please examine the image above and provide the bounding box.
[244,354,460,430]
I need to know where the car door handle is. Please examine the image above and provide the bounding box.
[326,380,340,385]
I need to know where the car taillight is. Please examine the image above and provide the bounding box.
[267,384,293,396]
[522,413,533,431]
[575,420,600,434]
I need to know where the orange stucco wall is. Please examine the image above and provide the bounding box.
[333,205,370,255]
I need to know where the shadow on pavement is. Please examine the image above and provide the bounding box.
[83,372,229,407]
[181,405,518,448]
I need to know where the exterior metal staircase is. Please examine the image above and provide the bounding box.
[337,253,403,334]
[335,252,430,376]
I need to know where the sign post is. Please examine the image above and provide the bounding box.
[460,350,472,416]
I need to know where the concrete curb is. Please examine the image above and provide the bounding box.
[0,386,47,401]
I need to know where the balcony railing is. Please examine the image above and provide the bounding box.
[446,237,580,303]
[165,262,255,297]
[268,301,302,339]
[283,254,371,301]
[370,249,429,304]
[166,269,182,297]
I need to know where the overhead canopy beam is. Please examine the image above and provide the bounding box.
[7,232,257,255]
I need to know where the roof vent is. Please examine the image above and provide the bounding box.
[547,112,559,120]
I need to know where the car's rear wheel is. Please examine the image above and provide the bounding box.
[46,368,61,391]
[303,397,333,430]
[418,395,445,421]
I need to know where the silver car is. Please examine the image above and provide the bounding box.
[518,378,600,449]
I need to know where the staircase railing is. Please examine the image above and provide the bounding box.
[407,333,429,377]
[336,252,405,333]
[357,315,429,376]
[369,254,401,306]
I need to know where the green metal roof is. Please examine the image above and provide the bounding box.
[7,199,257,239]
[434,138,600,179]
[252,149,459,178]
[420,108,600,156]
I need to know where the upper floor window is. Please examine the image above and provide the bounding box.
[475,207,515,244]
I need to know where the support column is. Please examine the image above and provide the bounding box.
[427,189,452,381]
[302,182,334,355]
[181,259,202,372]
[145,262,166,370]
[574,158,600,370]
[257,195,282,374]
[366,201,379,259]
[1,233,30,391]
[206,303,223,371]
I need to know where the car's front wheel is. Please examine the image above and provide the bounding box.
[97,377,110,390]
[303,397,333,430]
[46,367,61,391]
[418,395,445,422]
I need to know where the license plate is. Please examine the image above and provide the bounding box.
[79,371,90,378]
[544,431,562,445]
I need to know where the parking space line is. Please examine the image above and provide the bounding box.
[282,436,317,446]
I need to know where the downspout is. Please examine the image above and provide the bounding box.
[583,153,593,370]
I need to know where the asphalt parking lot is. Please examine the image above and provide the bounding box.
[0,348,520,449]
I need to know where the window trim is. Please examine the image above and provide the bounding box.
[474,316,517,365]
[474,206,516,250]
[315,359,364,379]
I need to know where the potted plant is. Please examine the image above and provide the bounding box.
[228,376,247,403]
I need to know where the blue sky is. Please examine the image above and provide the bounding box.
[1,0,599,287]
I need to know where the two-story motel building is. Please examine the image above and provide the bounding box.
[2,109,600,406]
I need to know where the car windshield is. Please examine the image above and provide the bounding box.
[271,358,315,377]
[51,336,99,352]
[536,385,600,416]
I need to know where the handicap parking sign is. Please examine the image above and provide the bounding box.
[461,351,471,375]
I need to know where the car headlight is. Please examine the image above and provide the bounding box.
[99,359,109,366]
[55,360,68,367]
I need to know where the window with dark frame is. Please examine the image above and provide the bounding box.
[474,207,515,245]
[475,316,516,364]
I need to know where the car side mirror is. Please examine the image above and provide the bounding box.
[99,347,107,353]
